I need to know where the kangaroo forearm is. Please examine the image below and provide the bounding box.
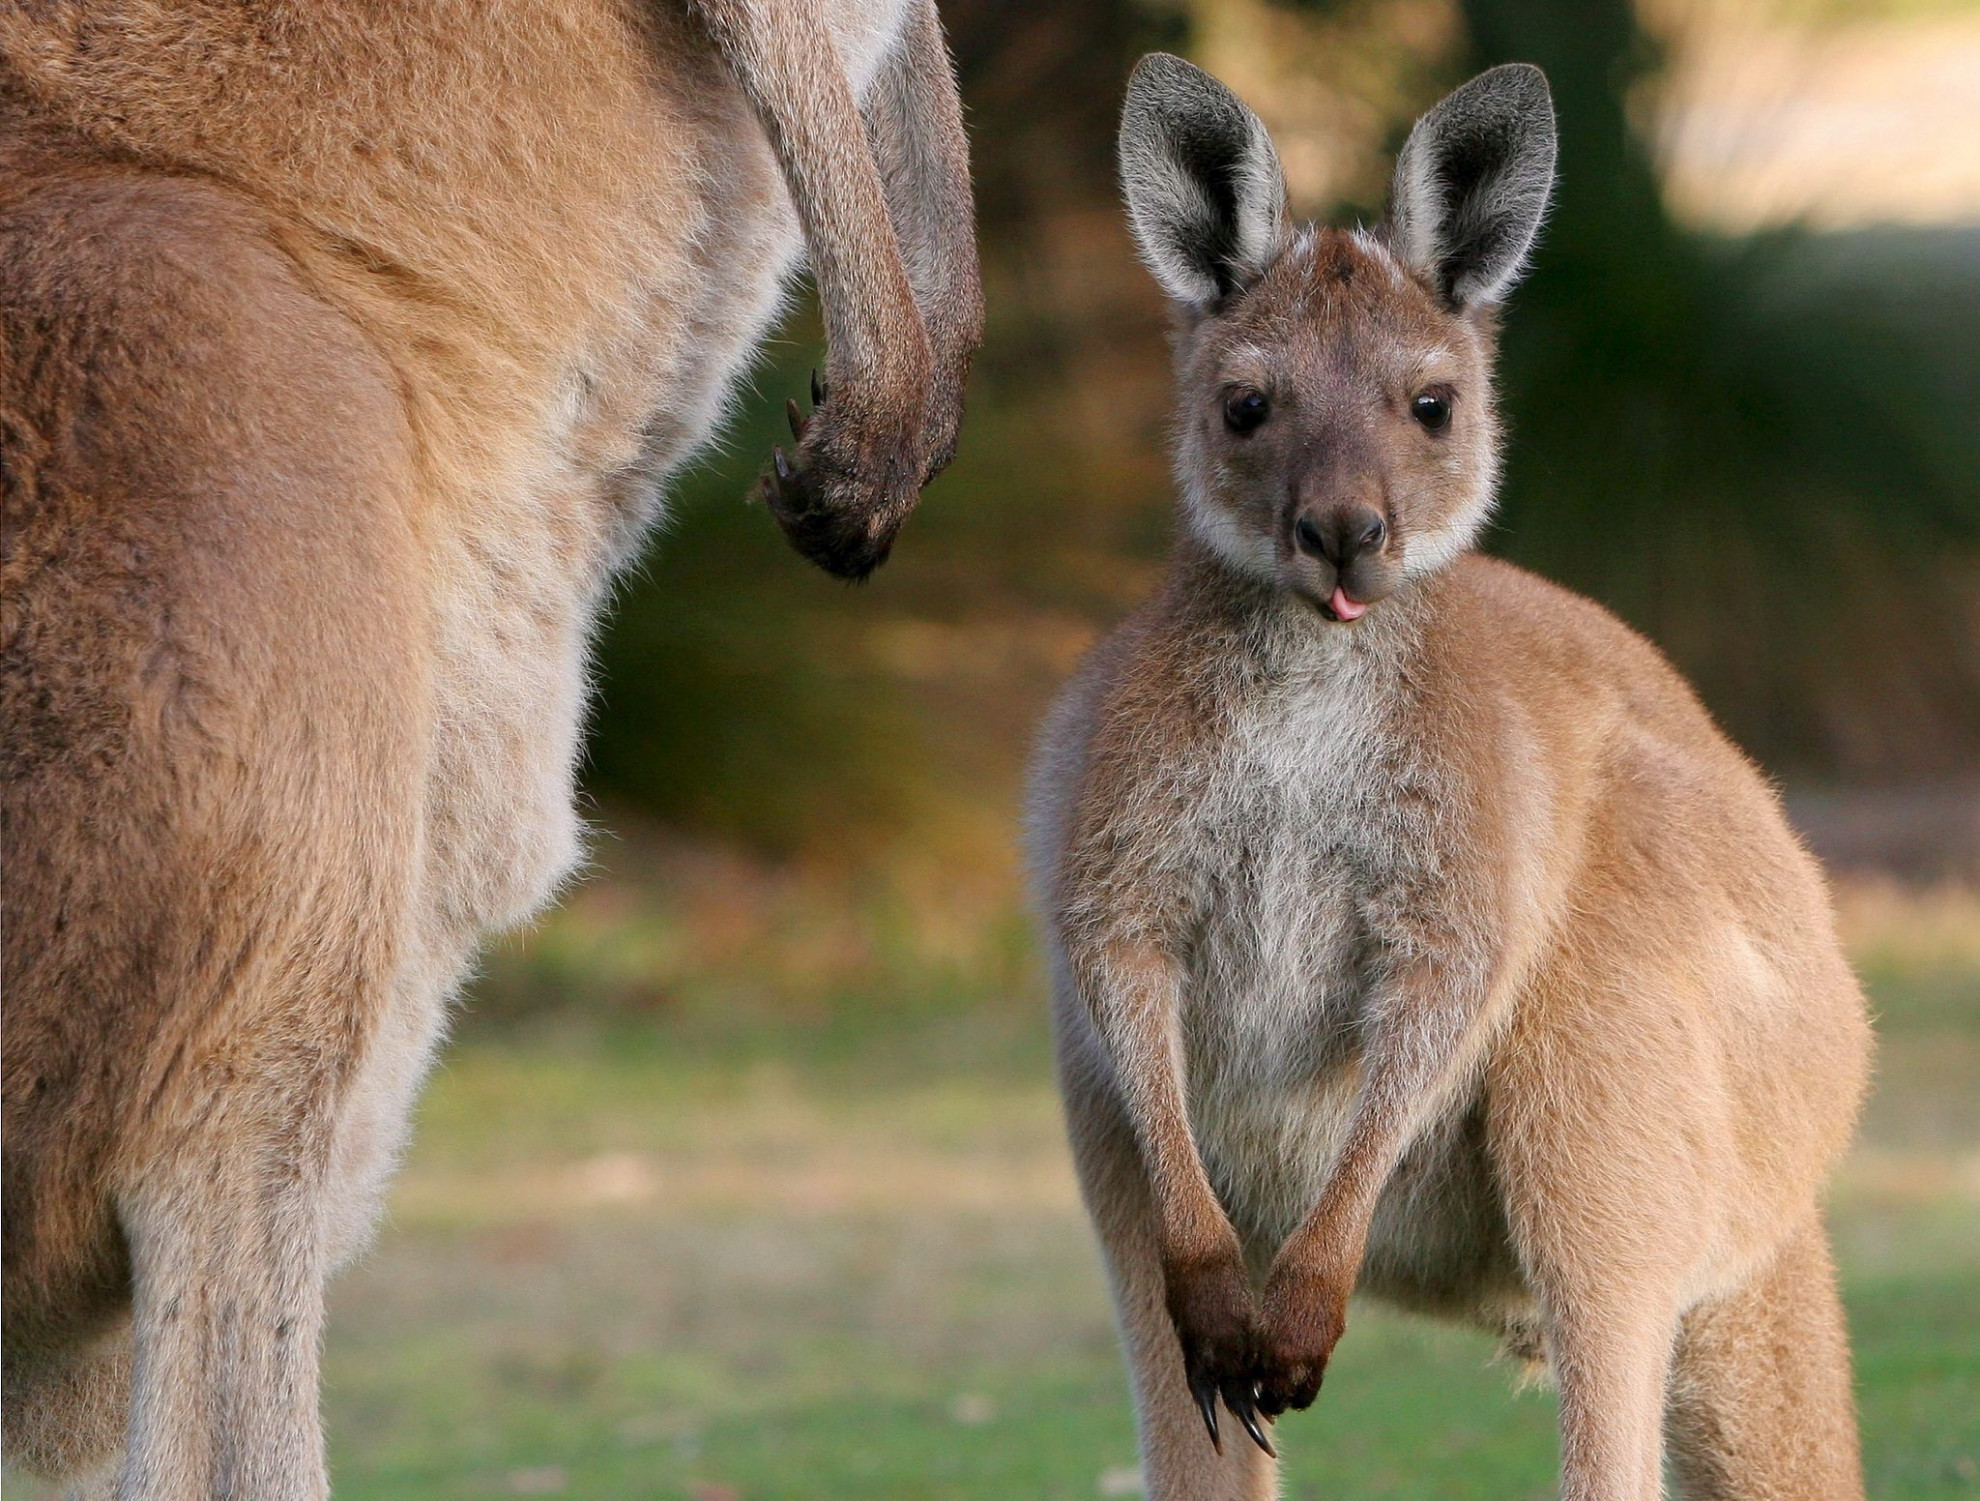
[1282,957,1502,1273]
[688,0,931,381]
[1134,1085,1237,1266]
[1077,944,1240,1264]
[861,0,984,374]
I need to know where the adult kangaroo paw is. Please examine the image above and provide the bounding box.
[757,364,929,581]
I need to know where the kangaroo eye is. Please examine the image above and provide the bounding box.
[1411,391,1452,432]
[1224,390,1271,434]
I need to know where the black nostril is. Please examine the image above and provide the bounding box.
[1295,515,1327,558]
[1359,517,1386,551]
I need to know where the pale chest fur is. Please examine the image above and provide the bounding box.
[5,0,918,950]
[1170,628,1457,1249]
[410,213,797,948]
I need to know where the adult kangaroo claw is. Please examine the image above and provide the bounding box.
[1235,1399,1276,1458]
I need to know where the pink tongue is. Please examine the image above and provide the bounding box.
[1329,586,1368,621]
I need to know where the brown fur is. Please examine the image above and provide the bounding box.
[1030,58,1870,1501]
[1,3,979,1493]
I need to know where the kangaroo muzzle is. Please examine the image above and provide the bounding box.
[1285,500,1398,621]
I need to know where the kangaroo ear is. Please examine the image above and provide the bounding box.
[1389,63,1556,309]
[1119,53,1288,310]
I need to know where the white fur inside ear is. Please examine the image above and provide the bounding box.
[1390,133,1446,292]
[1228,113,1287,287]
[1123,152,1229,307]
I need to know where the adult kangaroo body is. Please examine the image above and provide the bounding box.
[0,2,981,1493]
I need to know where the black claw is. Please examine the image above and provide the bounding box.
[1194,1379,1222,1454]
[785,397,806,441]
[810,368,826,406]
[772,444,792,482]
[1235,1400,1276,1458]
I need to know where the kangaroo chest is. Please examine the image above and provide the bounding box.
[1176,654,1441,1245]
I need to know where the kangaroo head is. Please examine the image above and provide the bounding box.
[1120,55,1556,621]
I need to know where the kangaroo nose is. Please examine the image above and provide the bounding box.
[1293,505,1386,567]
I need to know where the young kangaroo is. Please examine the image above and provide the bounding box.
[2,3,979,1495]
[1029,55,1871,1501]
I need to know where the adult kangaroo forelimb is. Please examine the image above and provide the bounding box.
[690,0,982,579]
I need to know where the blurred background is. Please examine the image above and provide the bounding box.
[342,0,1975,1494]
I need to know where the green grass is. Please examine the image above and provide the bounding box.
[289,879,1980,1500]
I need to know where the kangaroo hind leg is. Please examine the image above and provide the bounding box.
[1665,1220,1864,1501]
[116,1131,337,1501]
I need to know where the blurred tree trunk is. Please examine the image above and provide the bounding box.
[946,0,1164,234]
